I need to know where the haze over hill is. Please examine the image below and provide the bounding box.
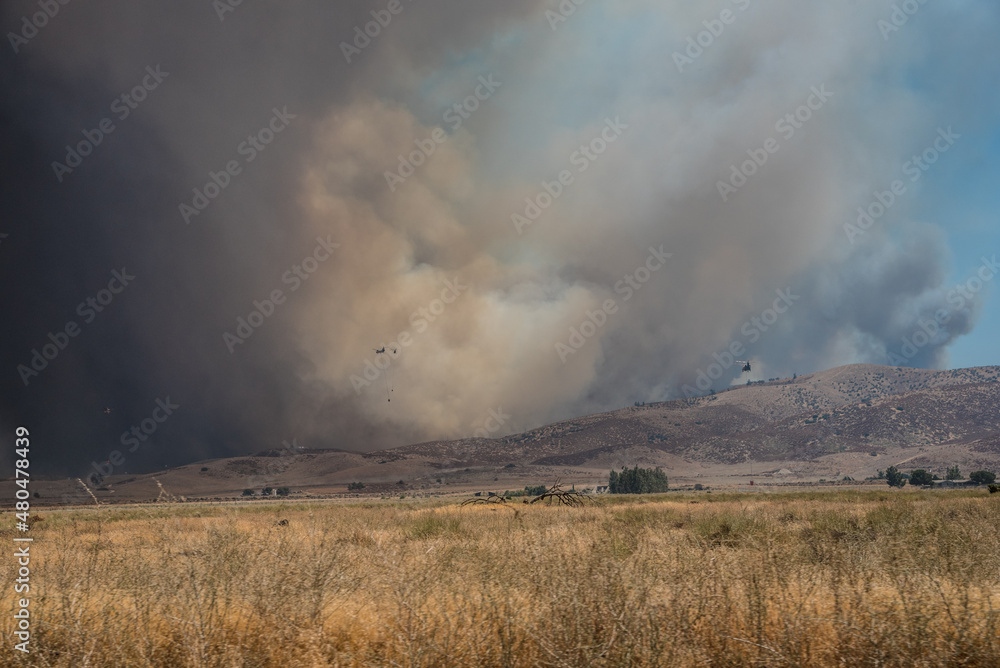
[15,363,999,503]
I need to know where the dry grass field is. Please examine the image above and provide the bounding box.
[3,489,999,667]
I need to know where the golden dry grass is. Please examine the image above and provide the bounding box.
[2,489,999,666]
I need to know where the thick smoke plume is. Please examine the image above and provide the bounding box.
[1,0,997,474]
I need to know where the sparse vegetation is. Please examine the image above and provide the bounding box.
[347,481,366,491]
[5,490,999,666]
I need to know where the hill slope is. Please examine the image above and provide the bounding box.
[17,364,1000,502]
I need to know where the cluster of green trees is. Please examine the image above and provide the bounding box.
[608,466,669,494]
[882,465,996,488]
[970,470,997,484]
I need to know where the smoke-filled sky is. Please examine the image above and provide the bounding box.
[2,0,998,476]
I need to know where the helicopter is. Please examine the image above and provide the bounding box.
[737,360,752,373]
[373,346,398,401]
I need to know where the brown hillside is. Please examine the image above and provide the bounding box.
[12,364,1000,502]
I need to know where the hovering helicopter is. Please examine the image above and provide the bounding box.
[737,360,752,373]
[373,346,398,401]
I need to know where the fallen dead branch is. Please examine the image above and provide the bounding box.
[528,481,591,507]
[461,494,509,506]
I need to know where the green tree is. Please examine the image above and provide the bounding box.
[909,469,933,486]
[347,481,365,491]
[945,465,961,480]
[242,489,255,496]
[276,487,290,496]
[608,466,669,494]
[261,486,273,496]
[969,470,997,485]
[885,466,906,488]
